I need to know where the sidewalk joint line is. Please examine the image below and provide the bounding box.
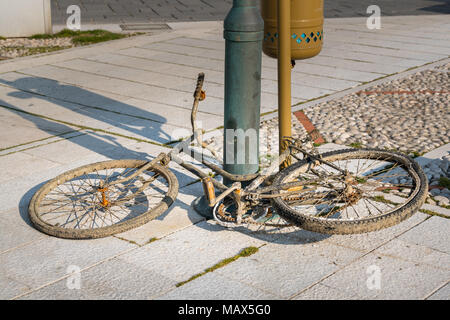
[0,130,81,153]
[112,50,348,92]
[0,132,87,158]
[0,103,168,148]
[423,280,450,300]
[157,37,386,80]
[332,27,450,50]
[174,245,263,288]
[9,70,222,119]
[10,245,138,300]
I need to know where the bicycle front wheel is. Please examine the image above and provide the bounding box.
[29,159,178,239]
[272,149,428,234]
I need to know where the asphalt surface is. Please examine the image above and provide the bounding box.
[51,0,450,25]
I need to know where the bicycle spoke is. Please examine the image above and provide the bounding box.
[276,150,421,223]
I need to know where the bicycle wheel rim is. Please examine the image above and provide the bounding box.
[29,160,178,239]
[272,149,428,234]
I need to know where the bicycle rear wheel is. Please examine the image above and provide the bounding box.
[29,159,178,239]
[272,149,427,234]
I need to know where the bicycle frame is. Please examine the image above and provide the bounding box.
[103,72,349,222]
[168,74,350,214]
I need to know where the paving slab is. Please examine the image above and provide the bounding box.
[261,79,335,101]
[0,32,182,74]
[52,58,193,91]
[0,105,79,137]
[16,65,216,113]
[0,236,135,299]
[18,258,177,300]
[87,51,226,84]
[293,283,361,300]
[21,131,140,165]
[262,67,360,91]
[1,80,222,134]
[326,40,448,62]
[158,272,279,300]
[328,36,450,56]
[321,212,429,253]
[0,84,191,145]
[375,239,450,271]
[0,73,132,112]
[0,119,68,151]
[330,29,450,50]
[0,151,61,184]
[118,47,225,73]
[291,61,382,82]
[320,48,426,68]
[215,241,362,299]
[0,208,45,255]
[142,40,365,90]
[305,55,407,74]
[141,42,224,60]
[117,220,266,283]
[318,247,449,300]
[398,216,450,254]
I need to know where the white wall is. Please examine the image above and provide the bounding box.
[0,0,52,37]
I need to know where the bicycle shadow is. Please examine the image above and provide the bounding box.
[0,76,175,143]
[0,76,201,228]
[190,217,331,245]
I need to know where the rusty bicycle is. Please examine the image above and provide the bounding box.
[28,73,428,239]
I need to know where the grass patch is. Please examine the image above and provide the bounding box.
[26,46,72,55]
[439,177,450,189]
[114,236,140,246]
[419,209,449,219]
[2,29,131,59]
[29,29,127,45]
[176,246,259,287]
[371,195,397,206]
[0,36,5,40]
[145,237,159,245]
[408,151,423,159]
[313,140,326,147]
[349,141,363,149]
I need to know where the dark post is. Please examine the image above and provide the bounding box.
[223,0,264,185]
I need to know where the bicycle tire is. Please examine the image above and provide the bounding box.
[29,159,179,239]
[271,149,428,234]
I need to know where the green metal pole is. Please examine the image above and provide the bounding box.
[223,0,264,186]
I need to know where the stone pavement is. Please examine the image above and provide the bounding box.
[0,15,449,300]
[50,0,450,25]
